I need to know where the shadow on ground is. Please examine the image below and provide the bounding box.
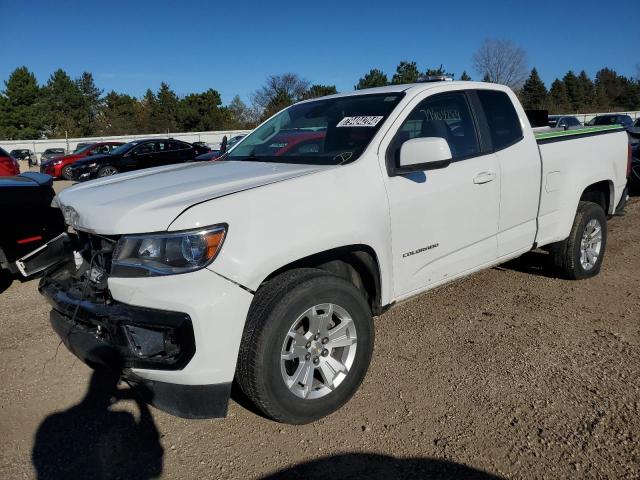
[496,250,562,279]
[260,453,503,479]
[0,268,13,294]
[32,359,164,480]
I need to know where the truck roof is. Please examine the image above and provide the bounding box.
[297,81,511,104]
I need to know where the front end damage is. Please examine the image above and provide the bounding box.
[36,232,231,418]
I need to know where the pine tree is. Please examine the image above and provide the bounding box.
[0,66,42,139]
[562,71,580,111]
[520,68,548,110]
[460,71,472,81]
[302,84,338,100]
[355,69,388,89]
[75,72,103,136]
[391,61,420,85]
[41,69,85,137]
[549,79,571,113]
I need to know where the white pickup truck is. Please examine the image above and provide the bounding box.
[38,81,630,424]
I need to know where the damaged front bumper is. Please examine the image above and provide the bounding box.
[34,233,252,419]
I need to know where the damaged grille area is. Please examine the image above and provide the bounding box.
[39,231,196,370]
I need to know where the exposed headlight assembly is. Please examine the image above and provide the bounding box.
[112,225,227,277]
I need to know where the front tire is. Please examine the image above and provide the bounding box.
[61,165,73,180]
[236,268,374,424]
[97,165,119,177]
[551,201,607,279]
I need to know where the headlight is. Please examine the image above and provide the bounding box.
[111,225,227,277]
[88,162,97,168]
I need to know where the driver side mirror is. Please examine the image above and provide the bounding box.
[395,137,452,175]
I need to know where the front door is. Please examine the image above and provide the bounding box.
[383,90,500,298]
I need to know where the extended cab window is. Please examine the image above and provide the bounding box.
[388,91,480,165]
[476,90,523,151]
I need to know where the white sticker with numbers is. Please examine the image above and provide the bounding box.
[336,116,384,127]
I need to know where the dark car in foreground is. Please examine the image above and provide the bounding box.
[41,141,124,180]
[70,139,208,181]
[0,147,20,176]
[0,173,66,279]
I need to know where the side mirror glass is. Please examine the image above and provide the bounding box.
[396,137,452,174]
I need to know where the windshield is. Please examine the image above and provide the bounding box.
[227,93,404,165]
[74,144,96,154]
[109,141,140,156]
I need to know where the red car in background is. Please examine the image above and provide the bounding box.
[40,141,124,180]
[0,147,20,176]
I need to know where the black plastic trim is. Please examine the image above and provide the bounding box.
[127,374,231,419]
[536,127,626,145]
[43,280,195,370]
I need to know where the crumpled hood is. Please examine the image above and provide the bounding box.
[56,160,329,234]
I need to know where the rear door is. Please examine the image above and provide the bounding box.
[382,89,501,297]
[474,89,541,258]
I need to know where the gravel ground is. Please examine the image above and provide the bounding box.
[0,177,638,479]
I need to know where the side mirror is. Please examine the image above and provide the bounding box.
[396,137,452,174]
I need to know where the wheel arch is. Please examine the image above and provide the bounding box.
[580,179,614,215]
[260,244,385,316]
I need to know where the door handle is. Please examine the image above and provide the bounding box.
[473,171,496,184]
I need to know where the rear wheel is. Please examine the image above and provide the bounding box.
[551,201,607,279]
[97,165,119,177]
[236,268,374,424]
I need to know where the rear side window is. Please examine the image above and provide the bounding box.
[477,90,523,151]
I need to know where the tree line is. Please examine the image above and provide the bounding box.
[1,40,639,140]
[0,66,341,140]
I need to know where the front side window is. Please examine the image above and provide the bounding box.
[476,90,523,151]
[134,142,156,155]
[388,91,480,165]
[227,93,404,165]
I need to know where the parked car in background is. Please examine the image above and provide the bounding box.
[548,115,582,130]
[0,173,65,279]
[587,114,634,128]
[10,149,37,166]
[227,134,247,150]
[635,118,640,127]
[192,141,211,151]
[629,143,640,193]
[0,148,20,176]
[41,148,66,163]
[73,142,92,153]
[69,139,207,181]
[41,142,125,180]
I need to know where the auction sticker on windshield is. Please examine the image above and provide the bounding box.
[336,116,384,127]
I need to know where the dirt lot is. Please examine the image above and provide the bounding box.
[0,178,638,479]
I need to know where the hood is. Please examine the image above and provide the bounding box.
[56,160,330,234]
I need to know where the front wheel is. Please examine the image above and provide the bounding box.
[61,165,73,180]
[550,201,607,279]
[97,165,119,177]
[236,268,374,424]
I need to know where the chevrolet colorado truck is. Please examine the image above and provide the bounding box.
[36,81,630,424]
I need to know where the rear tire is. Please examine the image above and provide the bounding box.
[550,201,607,279]
[236,268,374,424]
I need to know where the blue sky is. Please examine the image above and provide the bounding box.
[1,0,638,104]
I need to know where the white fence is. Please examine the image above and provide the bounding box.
[1,129,251,162]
